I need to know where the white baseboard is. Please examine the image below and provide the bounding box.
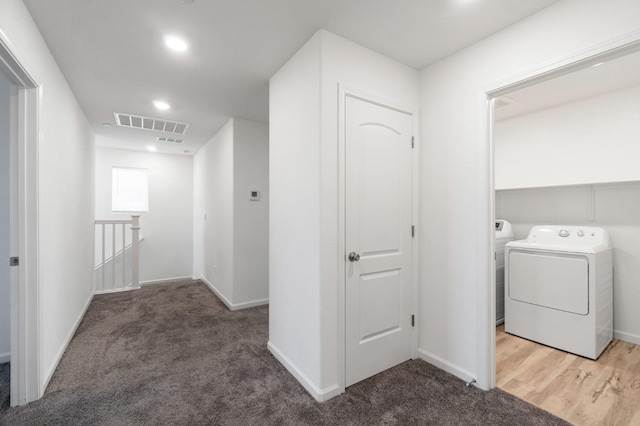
[95,286,138,295]
[417,348,476,385]
[200,276,269,311]
[139,276,194,286]
[267,341,341,402]
[614,329,640,345]
[41,291,94,394]
[0,352,10,363]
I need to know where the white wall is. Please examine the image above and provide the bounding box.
[418,0,640,388]
[269,30,419,400]
[193,118,269,308]
[95,146,194,283]
[495,84,640,189]
[0,71,11,362]
[233,119,269,303]
[0,0,96,393]
[269,33,323,394]
[194,120,234,301]
[496,183,640,344]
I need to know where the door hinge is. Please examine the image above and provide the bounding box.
[10,257,19,266]
[411,314,415,327]
[411,225,415,238]
[411,136,415,149]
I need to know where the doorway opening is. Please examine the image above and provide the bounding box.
[0,59,11,411]
[482,34,640,424]
[0,34,41,406]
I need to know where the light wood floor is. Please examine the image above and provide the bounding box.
[496,325,640,426]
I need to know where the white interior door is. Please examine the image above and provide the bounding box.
[345,95,413,387]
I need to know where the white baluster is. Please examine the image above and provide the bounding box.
[101,223,106,292]
[131,215,140,289]
[112,223,116,290]
[122,223,126,288]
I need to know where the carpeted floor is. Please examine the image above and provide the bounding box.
[0,281,568,425]
[0,363,8,411]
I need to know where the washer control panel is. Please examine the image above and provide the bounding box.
[526,225,609,250]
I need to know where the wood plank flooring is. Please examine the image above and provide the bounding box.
[496,325,640,425]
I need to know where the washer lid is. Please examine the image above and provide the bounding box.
[506,225,610,254]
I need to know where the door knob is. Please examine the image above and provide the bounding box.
[348,252,361,262]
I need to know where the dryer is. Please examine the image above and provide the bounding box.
[505,225,613,360]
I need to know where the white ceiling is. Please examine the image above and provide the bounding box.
[23,0,560,155]
[495,49,640,121]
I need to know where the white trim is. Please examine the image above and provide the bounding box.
[475,94,496,391]
[94,276,195,295]
[139,276,193,286]
[0,30,41,407]
[0,352,10,363]
[614,330,640,345]
[478,30,640,392]
[40,292,93,394]
[417,348,476,385]
[267,341,341,402]
[336,84,347,397]
[200,276,269,310]
[94,286,136,295]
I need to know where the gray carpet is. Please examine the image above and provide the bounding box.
[0,363,8,411]
[0,281,568,425]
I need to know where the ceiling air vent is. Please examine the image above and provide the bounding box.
[157,137,184,144]
[114,112,189,135]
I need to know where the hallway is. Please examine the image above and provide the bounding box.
[0,281,564,425]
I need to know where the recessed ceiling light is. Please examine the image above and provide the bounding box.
[153,100,170,110]
[164,35,188,52]
[146,145,157,152]
[102,122,112,127]
[591,62,604,68]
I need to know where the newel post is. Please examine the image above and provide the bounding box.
[131,215,141,288]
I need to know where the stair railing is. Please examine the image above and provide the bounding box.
[94,215,140,293]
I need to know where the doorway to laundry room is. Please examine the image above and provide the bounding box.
[491,48,640,424]
[0,65,12,411]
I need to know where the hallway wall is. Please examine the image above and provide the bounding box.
[94,146,194,284]
[418,0,640,388]
[193,118,269,309]
[0,71,11,362]
[0,0,96,394]
[269,30,419,401]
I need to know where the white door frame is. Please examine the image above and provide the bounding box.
[0,34,41,405]
[476,30,640,390]
[337,85,419,394]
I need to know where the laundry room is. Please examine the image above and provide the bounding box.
[492,49,640,416]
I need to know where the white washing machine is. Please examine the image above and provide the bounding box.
[495,220,514,324]
[505,225,613,360]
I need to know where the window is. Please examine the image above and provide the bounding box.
[112,167,148,213]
